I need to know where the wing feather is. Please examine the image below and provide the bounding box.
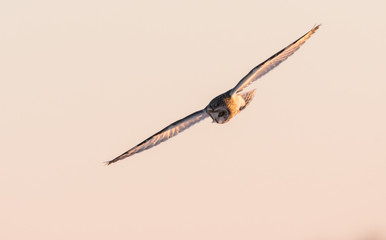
[106,109,209,165]
[230,25,320,95]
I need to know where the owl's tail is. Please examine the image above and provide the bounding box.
[239,89,256,111]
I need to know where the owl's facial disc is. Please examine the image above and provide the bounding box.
[207,107,230,124]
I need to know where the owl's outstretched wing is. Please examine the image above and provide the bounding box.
[106,109,209,165]
[230,25,320,96]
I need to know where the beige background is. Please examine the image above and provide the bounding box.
[1,0,385,239]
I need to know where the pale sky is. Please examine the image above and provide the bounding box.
[1,0,386,240]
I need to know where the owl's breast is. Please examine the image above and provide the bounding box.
[224,94,246,117]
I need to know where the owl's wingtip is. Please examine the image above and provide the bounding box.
[104,160,113,166]
[104,156,122,166]
[104,157,122,166]
[105,151,132,166]
[312,24,321,31]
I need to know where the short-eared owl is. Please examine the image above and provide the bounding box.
[107,25,320,165]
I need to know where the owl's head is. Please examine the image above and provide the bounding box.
[206,101,231,124]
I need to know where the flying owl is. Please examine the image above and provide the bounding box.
[107,25,320,165]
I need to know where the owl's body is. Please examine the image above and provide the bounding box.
[107,25,320,165]
[206,89,255,124]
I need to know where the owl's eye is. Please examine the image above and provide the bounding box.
[218,111,225,117]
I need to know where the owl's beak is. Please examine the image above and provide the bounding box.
[206,107,217,123]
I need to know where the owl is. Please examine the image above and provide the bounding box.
[106,25,320,165]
